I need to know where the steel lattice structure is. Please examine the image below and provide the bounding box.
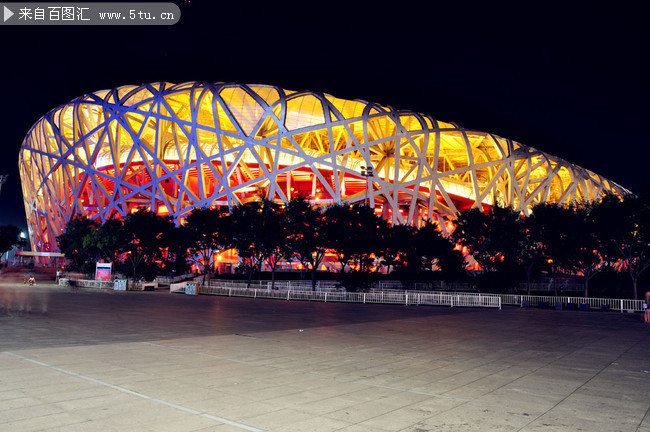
[19,81,627,252]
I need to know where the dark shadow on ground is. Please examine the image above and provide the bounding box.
[1,284,646,352]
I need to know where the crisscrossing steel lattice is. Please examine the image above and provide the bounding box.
[19,81,627,252]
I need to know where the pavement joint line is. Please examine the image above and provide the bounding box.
[345,381,471,401]
[514,332,650,432]
[1,351,267,432]
[638,375,650,431]
[143,342,472,402]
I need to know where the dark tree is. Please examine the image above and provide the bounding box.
[452,207,495,273]
[527,203,577,296]
[322,204,355,273]
[593,193,650,300]
[518,214,545,295]
[323,204,386,291]
[184,206,232,285]
[0,224,23,257]
[437,248,467,288]
[56,216,100,274]
[521,202,602,297]
[259,200,290,290]
[120,209,176,281]
[82,218,126,265]
[379,223,415,276]
[568,203,602,297]
[415,221,461,274]
[452,204,522,290]
[166,224,193,276]
[286,196,328,291]
[231,201,264,287]
[393,222,466,289]
[231,200,289,289]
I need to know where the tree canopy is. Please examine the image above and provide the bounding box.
[51,191,650,300]
[0,224,24,256]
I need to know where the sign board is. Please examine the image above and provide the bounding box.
[185,282,198,295]
[95,262,112,281]
[114,279,127,291]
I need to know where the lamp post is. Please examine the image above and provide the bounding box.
[360,165,374,206]
[0,174,7,197]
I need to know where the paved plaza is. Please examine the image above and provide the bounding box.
[1,283,649,432]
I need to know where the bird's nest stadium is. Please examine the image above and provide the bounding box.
[19,81,627,252]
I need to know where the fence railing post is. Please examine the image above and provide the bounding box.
[179,284,512,310]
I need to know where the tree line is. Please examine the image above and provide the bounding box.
[452,193,650,300]
[54,192,650,298]
[56,196,464,292]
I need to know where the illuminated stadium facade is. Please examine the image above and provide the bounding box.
[19,81,627,253]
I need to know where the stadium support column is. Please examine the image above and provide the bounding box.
[286,172,292,200]
[361,166,374,206]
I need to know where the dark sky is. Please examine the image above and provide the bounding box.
[1,1,648,232]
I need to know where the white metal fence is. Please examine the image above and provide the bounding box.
[500,294,645,312]
[169,282,187,293]
[516,282,583,293]
[194,278,342,291]
[58,276,644,313]
[376,281,476,291]
[155,273,195,285]
[196,278,477,292]
[198,284,502,309]
[58,278,115,289]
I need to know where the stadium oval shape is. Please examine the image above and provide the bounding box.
[19,81,627,252]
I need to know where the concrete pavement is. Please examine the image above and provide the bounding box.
[1,283,649,431]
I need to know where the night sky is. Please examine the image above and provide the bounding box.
[1,1,648,234]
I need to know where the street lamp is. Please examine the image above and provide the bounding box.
[360,165,374,206]
[0,174,7,197]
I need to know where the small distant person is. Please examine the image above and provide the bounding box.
[56,269,62,283]
[28,276,36,286]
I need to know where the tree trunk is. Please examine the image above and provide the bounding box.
[311,266,316,292]
[254,261,260,285]
[206,252,212,287]
[526,263,533,296]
